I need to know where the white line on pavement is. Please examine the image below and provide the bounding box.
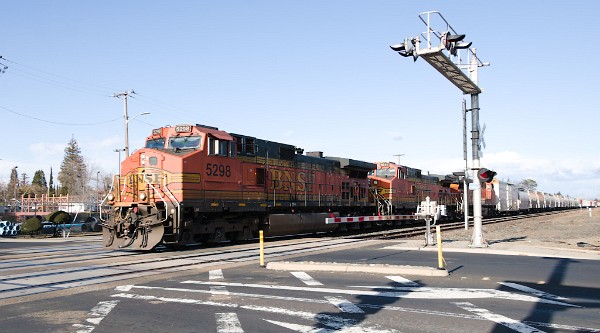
[454,302,546,333]
[291,271,323,286]
[325,296,365,313]
[72,300,120,333]
[215,313,244,333]
[210,269,224,280]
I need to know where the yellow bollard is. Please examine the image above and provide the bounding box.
[259,230,265,267]
[435,225,446,270]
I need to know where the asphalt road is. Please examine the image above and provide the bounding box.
[0,238,598,333]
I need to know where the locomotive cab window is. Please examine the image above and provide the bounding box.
[146,138,166,149]
[169,136,201,150]
[208,136,231,156]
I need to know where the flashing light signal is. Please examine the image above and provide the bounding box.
[441,31,472,56]
[390,38,418,61]
[477,168,496,183]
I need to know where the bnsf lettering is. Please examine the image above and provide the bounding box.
[128,174,160,184]
[206,163,232,177]
[269,169,314,192]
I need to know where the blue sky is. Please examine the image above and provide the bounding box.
[1,1,598,199]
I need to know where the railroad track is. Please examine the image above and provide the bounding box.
[341,210,570,240]
[0,236,368,301]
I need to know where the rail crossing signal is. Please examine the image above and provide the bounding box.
[389,10,489,248]
[441,32,472,56]
[390,38,418,61]
[477,168,496,183]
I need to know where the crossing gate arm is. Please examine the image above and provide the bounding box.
[325,215,415,224]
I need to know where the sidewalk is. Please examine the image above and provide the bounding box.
[382,239,600,261]
[266,238,600,277]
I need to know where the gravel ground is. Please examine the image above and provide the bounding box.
[439,208,600,251]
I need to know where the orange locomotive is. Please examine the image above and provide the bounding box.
[368,162,461,217]
[101,124,376,249]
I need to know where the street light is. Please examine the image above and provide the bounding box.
[96,171,100,212]
[125,112,150,157]
[12,166,18,212]
[113,90,150,157]
[114,149,125,175]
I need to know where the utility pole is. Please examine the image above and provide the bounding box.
[393,154,405,165]
[113,90,135,157]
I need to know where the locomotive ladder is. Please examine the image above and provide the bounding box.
[373,189,393,216]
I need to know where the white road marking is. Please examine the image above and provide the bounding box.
[324,296,365,313]
[291,272,323,286]
[264,319,398,333]
[211,286,230,295]
[454,302,546,333]
[215,313,244,333]
[499,282,569,300]
[210,269,224,280]
[114,285,134,292]
[112,285,600,332]
[72,300,120,333]
[385,276,420,286]
[183,280,577,306]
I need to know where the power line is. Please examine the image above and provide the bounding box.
[1,56,115,96]
[0,104,121,126]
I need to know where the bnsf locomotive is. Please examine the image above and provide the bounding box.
[101,123,586,250]
[101,124,377,250]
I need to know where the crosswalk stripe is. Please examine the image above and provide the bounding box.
[215,313,244,333]
[324,296,365,313]
[211,286,230,295]
[291,271,323,286]
[386,276,420,286]
[499,282,568,300]
[210,269,224,280]
[454,302,546,333]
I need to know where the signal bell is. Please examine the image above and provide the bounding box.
[477,168,496,183]
[441,31,472,56]
[390,38,418,61]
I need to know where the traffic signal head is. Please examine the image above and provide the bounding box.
[390,38,418,61]
[441,31,472,56]
[477,168,496,183]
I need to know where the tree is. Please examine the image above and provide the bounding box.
[518,179,538,191]
[7,167,19,200]
[31,170,48,196]
[58,137,87,196]
[48,167,55,196]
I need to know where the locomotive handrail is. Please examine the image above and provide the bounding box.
[145,176,170,223]
[162,174,181,214]
[98,176,117,222]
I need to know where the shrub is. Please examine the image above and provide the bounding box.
[46,210,73,224]
[21,217,43,235]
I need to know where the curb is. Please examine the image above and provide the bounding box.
[266,261,448,277]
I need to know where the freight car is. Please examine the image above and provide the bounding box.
[101,124,377,250]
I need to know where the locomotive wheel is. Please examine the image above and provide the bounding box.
[103,223,165,250]
[205,228,226,244]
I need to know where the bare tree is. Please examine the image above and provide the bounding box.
[517,179,538,191]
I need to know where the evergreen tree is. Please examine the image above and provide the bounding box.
[58,137,88,196]
[7,167,19,200]
[31,170,48,196]
[48,167,55,196]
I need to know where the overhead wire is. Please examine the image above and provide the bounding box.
[0,104,121,126]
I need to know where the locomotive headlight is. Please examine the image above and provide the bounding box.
[107,193,115,201]
[139,192,147,201]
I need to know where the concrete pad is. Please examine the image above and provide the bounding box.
[266,261,448,277]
